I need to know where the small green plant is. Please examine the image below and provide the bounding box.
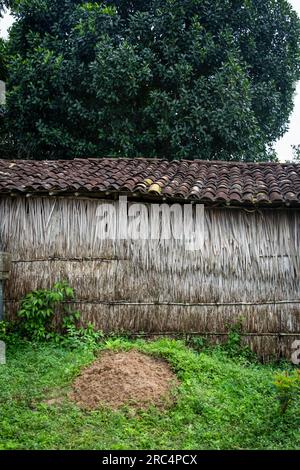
[17,281,77,341]
[0,321,7,336]
[14,281,104,349]
[61,321,104,350]
[224,329,244,355]
[222,320,256,362]
[273,370,300,415]
[186,335,208,352]
[0,319,26,345]
[187,321,257,362]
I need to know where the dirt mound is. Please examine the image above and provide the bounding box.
[69,350,179,410]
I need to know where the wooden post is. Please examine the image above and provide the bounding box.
[0,81,5,105]
[0,253,12,321]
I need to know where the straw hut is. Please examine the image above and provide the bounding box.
[0,158,299,359]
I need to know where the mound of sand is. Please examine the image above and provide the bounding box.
[69,349,179,410]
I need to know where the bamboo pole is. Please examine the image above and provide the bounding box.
[125,332,300,338]
[6,299,300,307]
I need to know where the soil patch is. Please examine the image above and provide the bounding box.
[69,349,179,410]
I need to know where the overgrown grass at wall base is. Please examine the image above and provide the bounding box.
[0,338,299,450]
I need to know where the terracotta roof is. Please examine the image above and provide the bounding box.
[0,158,300,207]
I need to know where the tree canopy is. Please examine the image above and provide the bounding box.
[0,2,8,80]
[1,0,300,160]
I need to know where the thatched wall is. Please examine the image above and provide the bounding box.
[0,196,299,360]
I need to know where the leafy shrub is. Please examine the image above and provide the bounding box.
[222,322,257,363]
[0,320,7,336]
[0,320,22,345]
[60,321,104,351]
[186,335,208,352]
[7,281,104,349]
[273,370,300,414]
[17,281,79,341]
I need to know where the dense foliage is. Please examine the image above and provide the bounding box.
[0,281,103,347]
[293,144,300,160]
[17,281,79,341]
[0,37,6,81]
[1,1,300,160]
[0,3,7,151]
[0,1,9,80]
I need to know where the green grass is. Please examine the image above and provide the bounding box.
[0,338,299,450]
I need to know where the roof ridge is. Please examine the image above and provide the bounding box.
[1,158,298,167]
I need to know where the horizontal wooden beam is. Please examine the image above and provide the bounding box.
[129,332,300,338]
[5,299,300,307]
[11,257,126,263]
